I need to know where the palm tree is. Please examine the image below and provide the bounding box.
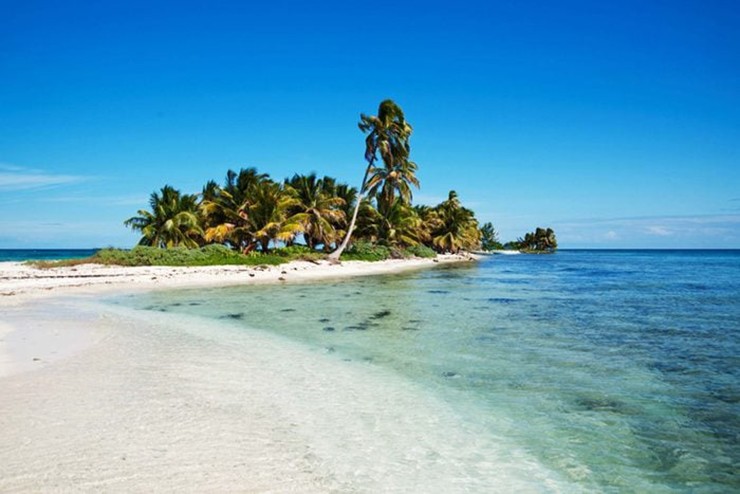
[480,222,502,251]
[285,173,346,250]
[366,156,419,214]
[330,182,358,245]
[200,168,270,252]
[414,204,442,247]
[515,227,557,252]
[225,168,270,199]
[533,227,557,251]
[125,185,203,248]
[247,180,304,252]
[431,191,481,253]
[329,99,413,261]
[376,198,422,247]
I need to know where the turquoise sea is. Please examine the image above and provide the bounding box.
[117,250,739,492]
[0,249,98,261]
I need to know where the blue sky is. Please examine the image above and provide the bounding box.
[1,0,739,248]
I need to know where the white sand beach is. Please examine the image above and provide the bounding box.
[0,254,475,304]
[0,254,559,493]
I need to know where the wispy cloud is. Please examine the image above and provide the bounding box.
[558,213,740,228]
[645,225,673,236]
[554,214,740,247]
[39,194,148,207]
[0,164,90,191]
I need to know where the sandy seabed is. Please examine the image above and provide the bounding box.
[0,254,557,492]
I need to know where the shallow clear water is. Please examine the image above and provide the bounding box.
[117,250,740,492]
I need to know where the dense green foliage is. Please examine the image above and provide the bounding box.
[32,240,441,269]
[339,240,392,261]
[337,241,437,262]
[284,173,346,250]
[29,246,289,268]
[479,222,503,251]
[93,245,286,266]
[124,186,203,248]
[429,191,481,254]
[402,244,437,258]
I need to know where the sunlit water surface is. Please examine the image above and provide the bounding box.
[115,250,739,492]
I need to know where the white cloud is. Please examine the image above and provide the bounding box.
[646,226,673,236]
[0,164,89,191]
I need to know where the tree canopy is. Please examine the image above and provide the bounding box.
[125,99,553,257]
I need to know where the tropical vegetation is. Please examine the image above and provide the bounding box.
[115,99,556,265]
[507,227,558,253]
[124,186,203,248]
[479,222,503,251]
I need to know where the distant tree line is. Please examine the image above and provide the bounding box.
[504,227,558,253]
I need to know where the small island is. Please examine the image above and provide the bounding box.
[49,100,555,269]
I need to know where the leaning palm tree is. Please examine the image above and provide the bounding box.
[125,185,203,248]
[331,182,358,246]
[329,99,413,261]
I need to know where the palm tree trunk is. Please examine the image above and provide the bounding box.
[328,160,373,262]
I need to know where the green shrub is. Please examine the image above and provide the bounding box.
[341,241,391,261]
[403,244,437,258]
[31,241,415,268]
[28,258,93,269]
[200,243,235,255]
[77,245,288,267]
[272,245,315,257]
[242,251,285,266]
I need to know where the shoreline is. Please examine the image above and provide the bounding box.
[0,253,477,304]
[0,253,477,377]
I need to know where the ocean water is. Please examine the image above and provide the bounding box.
[116,250,740,492]
[0,249,98,262]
